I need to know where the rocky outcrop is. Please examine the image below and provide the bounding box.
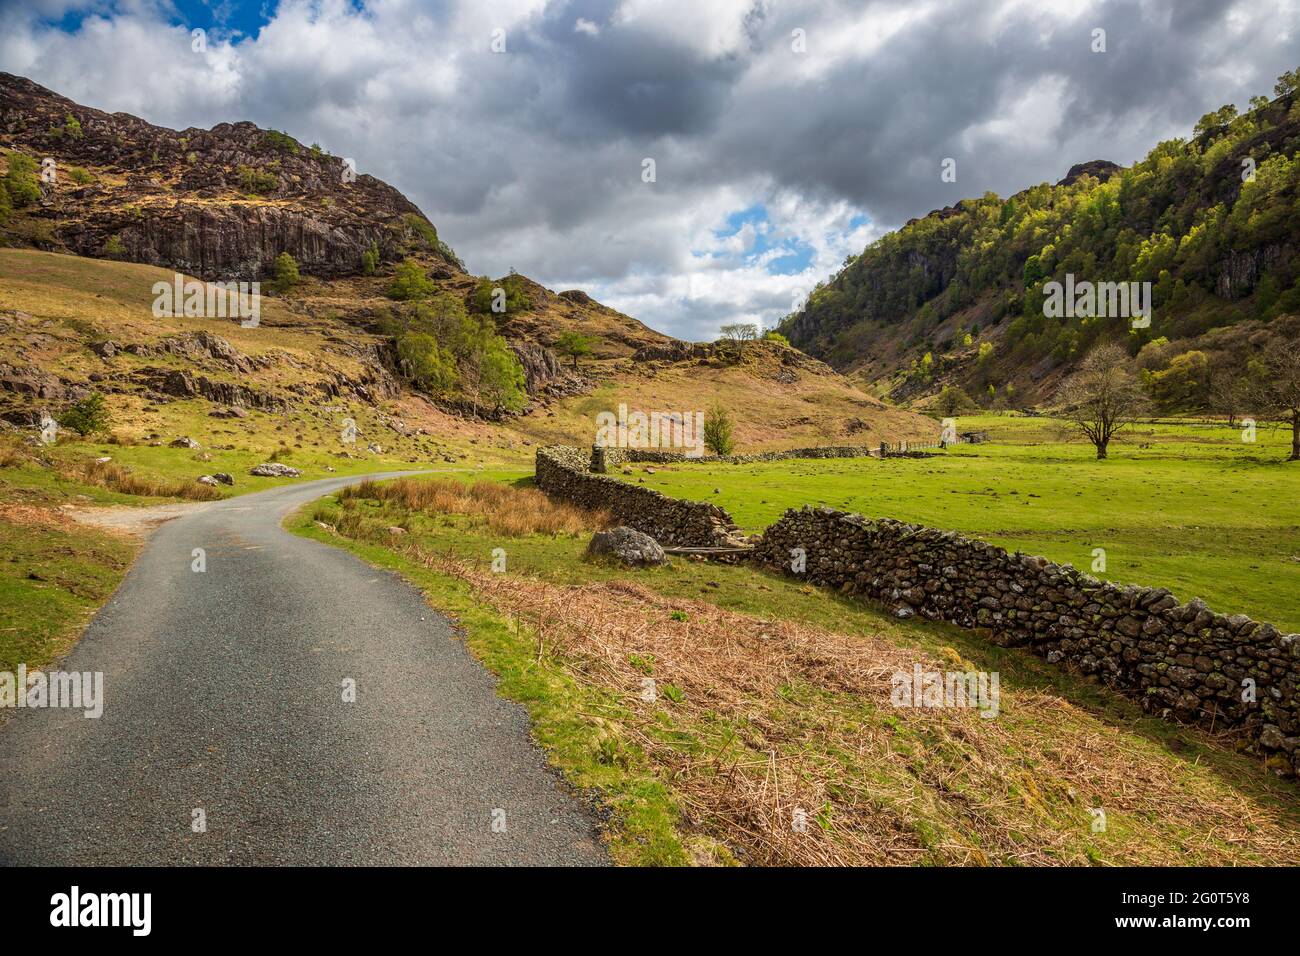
[1215,242,1290,299]
[754,505,1300,775]
[1055,159,1122,187]
[509,342,588,399]
[0,71,461,281]
[134,368,290,412]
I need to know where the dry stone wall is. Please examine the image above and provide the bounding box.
[536,446,747,547]
[754,505,1300,773]
[590,444,881,472]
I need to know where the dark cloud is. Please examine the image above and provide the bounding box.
[2,0,1297,338]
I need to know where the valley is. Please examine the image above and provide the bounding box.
[0,63,1297,873]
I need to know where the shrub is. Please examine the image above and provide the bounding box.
[268,252,301,293]
[386,259,435,300]
[102,234,126,258]
[48,113,82,140]
[4,153,42,208]
[469,274,531,315]
[237,164,278,194]
[262,130,300,154]
[67,165,93,184]
[703,403,735,456]
[361,242,380,275]
[58,393,110,437]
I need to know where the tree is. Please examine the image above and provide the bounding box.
[386,259,434,300]
[268,252,300,294]
[933,385,973,418]
[762,330,790,346]
[1057,343,1146,459]
[553,331,594,371]
[1249,336,1300,461]
[1208,368,1246,428]
[477,343,528,413]
[703,403,735,456]
[719,323,758,360]
[58,393,109,437]
[397,332,458,393]
[1148,350,1210,409]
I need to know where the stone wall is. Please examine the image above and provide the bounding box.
[754,506,1300,773]
[536,446,747,547]
[590,444,881,472]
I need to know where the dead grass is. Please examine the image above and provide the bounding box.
[67,458,224,501]
[0,437,31,469]
[340,476,605,536]
[374,539,1300,866]
[0,501,72,530]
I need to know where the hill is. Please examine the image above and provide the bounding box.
[780,69,1300,410]
[0,72,937,463]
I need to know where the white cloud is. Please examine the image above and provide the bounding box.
[1,0,1298,341]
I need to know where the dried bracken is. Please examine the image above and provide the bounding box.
[341,476,605,537]
[378,540,1300,867]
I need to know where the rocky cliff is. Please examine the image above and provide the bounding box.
[0,72,460,281]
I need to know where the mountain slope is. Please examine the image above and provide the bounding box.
[781,70,1300,407]
[0,73,937,456]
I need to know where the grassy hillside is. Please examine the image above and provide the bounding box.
[782,70,1300,407]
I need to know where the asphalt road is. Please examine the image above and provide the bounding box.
[0,473,608,865]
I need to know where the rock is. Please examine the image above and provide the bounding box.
[366,442,383,454]
[249,462,301,477]
[211,472,234,485]
[197,475,218,486]
[209,406,248,419]
[386,526,406,535]
[586,526,665,567]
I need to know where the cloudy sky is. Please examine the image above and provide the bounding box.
[2,0,1297,339]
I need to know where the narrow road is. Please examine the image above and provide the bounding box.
[0,474,608,865]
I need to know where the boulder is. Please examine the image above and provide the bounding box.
[211,472,235,485]
[586,526,665,567]
[250,462,301,478]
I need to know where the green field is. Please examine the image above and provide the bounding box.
[617,415,1300,632]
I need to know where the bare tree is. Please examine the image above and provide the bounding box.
[1056,342,1147,459]
[1250,337,1300,461]
[719,322,758,360]
[1208,368,1246,428]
